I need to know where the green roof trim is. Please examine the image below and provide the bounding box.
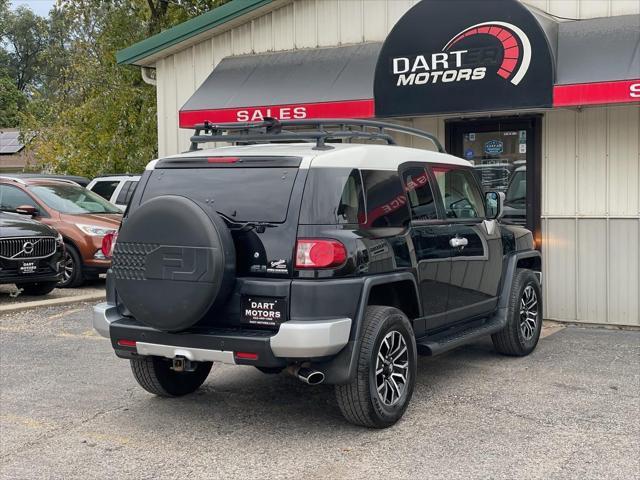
[116,0,274,65]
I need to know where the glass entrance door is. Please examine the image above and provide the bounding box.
[446,117,541,239]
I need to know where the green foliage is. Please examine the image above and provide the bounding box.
[0,76,25,127]
[3,0,229,177]
[1,6,48,91]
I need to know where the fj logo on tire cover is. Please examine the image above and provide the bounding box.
[145,246,217,282]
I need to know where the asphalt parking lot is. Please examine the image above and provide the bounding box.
[0,280,105,309]
[0,303,638,480]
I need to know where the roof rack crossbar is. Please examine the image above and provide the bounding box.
[190,130,396,150]
[188,118,444,153]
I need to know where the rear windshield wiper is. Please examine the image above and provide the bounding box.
[216,211,277,233]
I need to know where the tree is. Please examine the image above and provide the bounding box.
[0,76,26,127]
[18,0,230,177]
[0,6,48,91]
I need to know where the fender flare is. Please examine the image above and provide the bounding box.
[498,250,541,309]
[313,271,420,385]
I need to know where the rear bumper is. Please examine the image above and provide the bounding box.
[93,302,351,364]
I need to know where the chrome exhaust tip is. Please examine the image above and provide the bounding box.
[286,365,325,385]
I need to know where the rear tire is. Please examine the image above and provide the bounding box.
[130,356,212,397]
[58,244,84,288]
[18,281,57,296]
[492,268,542,356]
[335,306,417,428]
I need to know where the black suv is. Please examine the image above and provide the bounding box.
[94,120,542,428]
[0,211,64,295]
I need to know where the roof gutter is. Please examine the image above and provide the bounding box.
[116,0,274,66]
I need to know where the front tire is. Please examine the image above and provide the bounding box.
[492,268,542,356]
[130,356,212,397]
[335,306,417,428]
[58,244,84,288]
[18,281,57,296]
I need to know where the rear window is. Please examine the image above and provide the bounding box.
[141,167,298,222]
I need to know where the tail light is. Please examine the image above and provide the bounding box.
[295,239,347,269]
[101,231,118,259]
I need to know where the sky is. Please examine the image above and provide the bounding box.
[9,0,56,17]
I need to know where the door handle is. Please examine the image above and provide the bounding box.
[449,236,468,248]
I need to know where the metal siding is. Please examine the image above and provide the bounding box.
[317,0,339,46]
[412,117,444,151]
[294,0,317,48]
[272,3,295,51]
[543,219,577,321]
[608,105,640,216]
[544,105,640,326]
[212,31,232,66]
[577,107,607,215]
[155,57,168,158]
[522,0,549,11]
[577,219,608,323]
[578,1,609,18]
[548,0,579,18]
[387,1,415,32]
[608,219,640,325]
[232,22,253,54]
[339,0,363,44]
[193,38,214,88]
[611,0,640,15]
[252,13,274,53]
[363,0,387,41]
[161,55,178,157]
[174,48,196,152]
[544,110,577,216]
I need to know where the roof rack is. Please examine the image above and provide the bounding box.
[0,175,27,185]
[0,175,80,186]
[189,118,445,153]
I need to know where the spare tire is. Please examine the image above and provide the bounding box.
[112,195,235,332]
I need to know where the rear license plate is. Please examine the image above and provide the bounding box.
[241,296,286,328]
[19,261,38,274]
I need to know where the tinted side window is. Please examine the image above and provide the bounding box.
[361,170,410,228]
[432,167,485,219]
[401,167,437,220]
[300,168,364,224]
[0,185,37,211]
[90,180,119,200]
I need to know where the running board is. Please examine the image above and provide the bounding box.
[416,309,507,356]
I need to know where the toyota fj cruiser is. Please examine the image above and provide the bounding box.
[93,119,542,428]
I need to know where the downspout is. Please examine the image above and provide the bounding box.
[141,66,157,86]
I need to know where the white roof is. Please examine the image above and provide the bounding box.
[149,143,470,171]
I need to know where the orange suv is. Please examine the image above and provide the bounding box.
[0,176,121,287]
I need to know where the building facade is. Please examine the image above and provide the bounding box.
[118,0,640,326]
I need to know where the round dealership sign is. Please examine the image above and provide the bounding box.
[374,0,554,117]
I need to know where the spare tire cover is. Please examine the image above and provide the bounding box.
[112,195,235,332]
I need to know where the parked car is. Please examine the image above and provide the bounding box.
[11,174,91,187]
[0,176,121,287]
[93,119,542,429]
[87,175,140,210]
[0,211,64,295]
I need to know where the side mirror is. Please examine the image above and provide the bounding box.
[485,192,504,220]
[15,205,37,216]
